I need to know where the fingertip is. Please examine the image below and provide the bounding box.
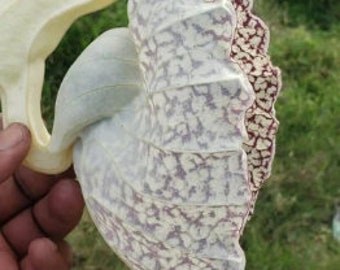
[33,179,84,238]
[21,239,57,270]
[26,238,68,270]
[48,180,85,225]
[29,238,58,254]
[0,123,31,182]
[0,123,31,150]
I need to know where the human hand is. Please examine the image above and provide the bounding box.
[0,121,84,270]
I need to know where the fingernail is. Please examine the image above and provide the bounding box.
[0,123,27,151]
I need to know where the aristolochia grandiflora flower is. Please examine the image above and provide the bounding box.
[0,1,281,269]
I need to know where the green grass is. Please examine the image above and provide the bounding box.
[39,0,340,269]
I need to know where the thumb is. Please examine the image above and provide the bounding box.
[0,123,31,182]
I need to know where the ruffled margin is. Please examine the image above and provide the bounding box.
[231,0,282,220]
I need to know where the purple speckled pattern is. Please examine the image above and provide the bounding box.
[63,0,281,269]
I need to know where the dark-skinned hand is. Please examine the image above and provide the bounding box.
[0,121,84,270]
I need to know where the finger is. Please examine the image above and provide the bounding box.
[1,208,45,256]
[0,251,18,270]
[0,124,31,182]
[0,233,18,270]
[20,238,69,270]
[33,179,84,238]
[0,114,3,130]
[0,175,31,224]
[1,180,84,256]
[15,166,55,198]
[0,167,55,223]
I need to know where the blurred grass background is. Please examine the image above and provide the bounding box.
[39,0,340,269]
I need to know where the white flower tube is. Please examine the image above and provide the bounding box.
[0,0,115,173]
